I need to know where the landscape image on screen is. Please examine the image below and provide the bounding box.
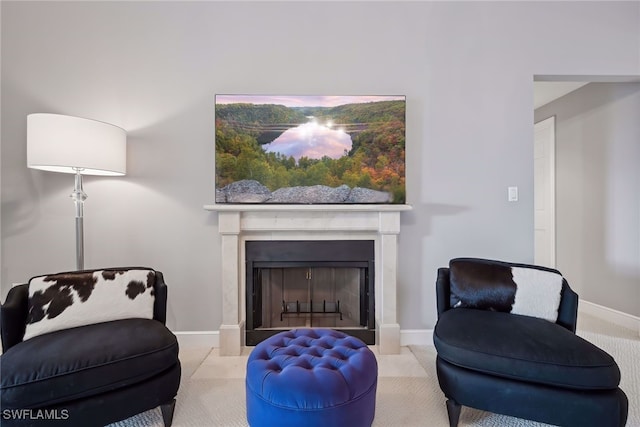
[215,95,406,204]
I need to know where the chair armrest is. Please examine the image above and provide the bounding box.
[436,267,451,318]
[153,271,168,325]
[1,284,29,352]
[556,280,578,333]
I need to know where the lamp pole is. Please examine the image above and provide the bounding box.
[70,169,87,270]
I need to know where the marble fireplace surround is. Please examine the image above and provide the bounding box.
[204,204,412,356]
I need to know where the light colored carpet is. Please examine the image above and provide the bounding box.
[110,314,639,427]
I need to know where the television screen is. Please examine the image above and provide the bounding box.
[215,95,406,204]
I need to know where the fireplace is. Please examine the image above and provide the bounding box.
[204,203,410,356]
[245,240,375,345]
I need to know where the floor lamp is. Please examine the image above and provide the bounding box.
[27,113,127,271]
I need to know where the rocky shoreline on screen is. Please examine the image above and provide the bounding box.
[216,179,392,204]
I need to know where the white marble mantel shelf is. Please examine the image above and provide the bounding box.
[204,203,412,356]
[204,204,412,212]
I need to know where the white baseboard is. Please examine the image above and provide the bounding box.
[175,305,640,350]
[400,329,433,347]
[173,329,435,348]
[579,299,640,336]
[174,331,219,349]
[175,302,639,350]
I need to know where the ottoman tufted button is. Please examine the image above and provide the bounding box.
[246,329,378,427]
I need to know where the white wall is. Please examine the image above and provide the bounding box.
[2,1,639,332]
[535,83,640,317]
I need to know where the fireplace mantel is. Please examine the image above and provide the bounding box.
[204,203,412,355]
[204,204,412,212]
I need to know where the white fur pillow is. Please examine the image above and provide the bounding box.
[510,266,564,322]
[24,268,156,341]
[449,259,564,322]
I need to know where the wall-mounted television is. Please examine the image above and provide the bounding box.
[215,95,406,204]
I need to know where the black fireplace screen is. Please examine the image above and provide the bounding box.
[246,241,375,345]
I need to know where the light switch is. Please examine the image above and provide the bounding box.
[508,186,518,202]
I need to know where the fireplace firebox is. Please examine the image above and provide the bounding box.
[245,240,375,345]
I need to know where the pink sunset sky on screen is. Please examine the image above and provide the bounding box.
[216,95,404,108]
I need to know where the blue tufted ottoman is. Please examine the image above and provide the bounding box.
[246,328,378,427]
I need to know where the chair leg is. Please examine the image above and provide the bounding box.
[160,398,176,427]
[446,399,461,427]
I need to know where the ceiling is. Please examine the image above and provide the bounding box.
[533,82,589,109]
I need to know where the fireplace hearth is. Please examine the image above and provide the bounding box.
[245,240,375,345]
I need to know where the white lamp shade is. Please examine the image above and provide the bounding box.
[27,113,127,176]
